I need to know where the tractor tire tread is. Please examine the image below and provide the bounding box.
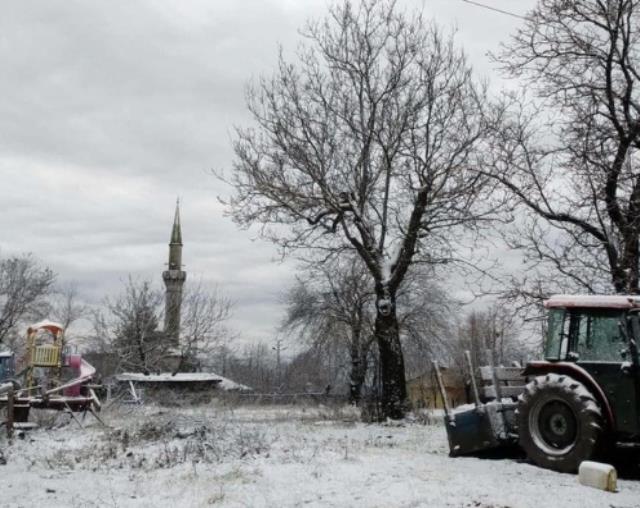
[517,374,603,473]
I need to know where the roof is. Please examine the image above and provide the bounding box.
[27,320,64,334]
[115,371,252,391]
[544,294,640,309]
[116,372,222,383]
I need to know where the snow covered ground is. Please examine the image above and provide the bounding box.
[1,402,639,508]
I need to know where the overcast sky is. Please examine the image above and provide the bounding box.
[0,0,537,344]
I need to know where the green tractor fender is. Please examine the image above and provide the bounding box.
[522,361,616,431]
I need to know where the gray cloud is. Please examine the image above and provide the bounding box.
[0,0,536,342]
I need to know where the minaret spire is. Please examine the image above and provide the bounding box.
[171,198,182,246]
[163,198,186,344]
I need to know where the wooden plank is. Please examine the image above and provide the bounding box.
[64,401,84,429]
[464,350,482,408]
[482,385,526,399]
[484,351,501,398]
[432,361,453,423]
[479,366,525,382]
[6,387,13,438]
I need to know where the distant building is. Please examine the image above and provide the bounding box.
[162,200,186,344]
[407,367,467,410]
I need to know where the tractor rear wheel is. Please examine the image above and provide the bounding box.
[517,373,603,473]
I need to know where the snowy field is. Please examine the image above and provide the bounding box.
[2,402,639,508]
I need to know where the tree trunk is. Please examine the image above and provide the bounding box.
[348,320,367,406]
[374,294,407,419]
[620,235,640,293]
[349,350,368,406]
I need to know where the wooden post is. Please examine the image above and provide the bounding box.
[464,350,482,410]
[0,382,14,438]
[486,349,503,401]
[432,361,454,424]
[64,401,84,429]
[129,381,139,404]
[6,387,13,439]
[486,348,508,437]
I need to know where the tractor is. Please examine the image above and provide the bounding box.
[438,295,640,473]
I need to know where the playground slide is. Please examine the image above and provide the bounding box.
[48,356,96,397]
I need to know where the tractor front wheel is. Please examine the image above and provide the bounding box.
[517,373,603,473]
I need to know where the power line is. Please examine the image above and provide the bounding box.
[460,0,528,20]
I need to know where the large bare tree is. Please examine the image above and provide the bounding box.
[227,0,497,418]
[489,0,640,296]
[0,253,55,349]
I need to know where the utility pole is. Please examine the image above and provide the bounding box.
[272,338,288,392]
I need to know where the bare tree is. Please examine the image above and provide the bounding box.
[284,346,337,393]
[223,342,276,392]
[282,258,375,404]
[209,340,236,377]
[92,277,165,374]
[0,253,55,349]
[488,0,640,297]
[283,256,456,403]
[50,282,87,338]
[397,270,457,377]
[173,280,234,373]
[451,304,528,373]
[227,0,498,418]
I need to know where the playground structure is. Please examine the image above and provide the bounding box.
[0,321,101,430]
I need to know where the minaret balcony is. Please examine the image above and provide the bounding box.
[162,270,186,282]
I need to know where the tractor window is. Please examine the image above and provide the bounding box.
[545,309,567,360]
[573,310,624,362]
